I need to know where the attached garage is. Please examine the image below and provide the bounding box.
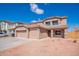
[15,26,28,39]
[29,27,40,39]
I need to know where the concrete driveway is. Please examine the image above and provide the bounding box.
[0,37,28,51]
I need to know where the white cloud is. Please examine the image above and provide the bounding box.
[30,3,44,14]
[30,3,38,11]
[31,20,38,23]
[31,18,41,23]
[35,8,44,14]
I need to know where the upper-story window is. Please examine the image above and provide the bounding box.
[52,20,58,25]
[45,22,50,26]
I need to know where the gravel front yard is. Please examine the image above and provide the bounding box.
[0,37,79,56]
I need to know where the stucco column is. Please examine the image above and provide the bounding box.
[15,30,16,37]
[27,28,29,39]
[6,23,8,31]
[64,29,68,38]
[58,19,61,26]
[38,28,40,39]
[51,30,53,38]
[50,22,52,26]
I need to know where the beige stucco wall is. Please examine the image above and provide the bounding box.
[40,28,48,39]
[15,27,26,30]
[60,19,67,25]
[29,23,42,26]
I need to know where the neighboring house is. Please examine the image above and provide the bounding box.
[0,21,15,34]
[0,20,25,36]
[15,16,68,39]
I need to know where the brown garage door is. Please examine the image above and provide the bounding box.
[16,30,28,38]
[29,28,40,39]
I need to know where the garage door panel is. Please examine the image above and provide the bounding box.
[16,31,28,38]
[29,30,39,39]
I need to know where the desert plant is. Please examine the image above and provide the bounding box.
[73,40,77,43]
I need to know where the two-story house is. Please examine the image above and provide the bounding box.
[0,21,10,32]
[0,20,25,35]
[15,16,68,39]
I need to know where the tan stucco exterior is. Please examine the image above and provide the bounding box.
[15,16,68,39]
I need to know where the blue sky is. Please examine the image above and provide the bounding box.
[0,3,79,32]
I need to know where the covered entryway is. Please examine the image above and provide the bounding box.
[15,26,28,39]
[53,29,64,38]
